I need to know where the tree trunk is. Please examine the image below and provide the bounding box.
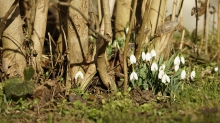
[31,0,49,72]
[96,0,117,91]
[115,0,132,38]
[0,0,26,77]
[65,0,88,94]
[146,0,167,35]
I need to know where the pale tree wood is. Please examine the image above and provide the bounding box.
[65,0,88,95]
[154,0,178,59]
[31,0,49,72]
[115,0,132,38]
[123,0,137,94]
[0,0,26,77]
[135,0,152,59]
[96,0,117,91]
[147,0,161,37]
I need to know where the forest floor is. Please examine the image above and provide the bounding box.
[0,72,219,123]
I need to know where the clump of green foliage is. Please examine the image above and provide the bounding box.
[4,66,35,99]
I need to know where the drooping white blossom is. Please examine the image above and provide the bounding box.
[214,67,218,72]
[159,64,166,71]
[180,56,185,64]
[174,56,180,65]
[158,70,164,79]
[130,71,138,81]
[174,64,179,71]
[162,74,170,83]
[145,52,152,61]
[151,62,158,72]
[130,54,136,64]
[75,71,84,80]
[190,71,196,80]
[150,49,157,57]
[141,52,146,61]
[181,70,186,79]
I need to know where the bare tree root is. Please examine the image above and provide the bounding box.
[96,40,117,91]
[96,0,117,92]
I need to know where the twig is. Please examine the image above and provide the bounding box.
[135,0,151,59]
[123,0,137,94]
[28,0,36,38]
[155,0,162,34]
[177,0,184,18]
[60,25,71,95]
[195,0,198,43]
[48,33,54,69]
[179,29,185,49]
[53,0,111,42]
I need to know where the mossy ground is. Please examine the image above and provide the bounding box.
[0,76,219,123]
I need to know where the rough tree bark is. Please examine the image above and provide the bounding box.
[0,0,26,77]
[96,0,117,91]
[115,0,132,38]
[65,0,88,94]
[31,0,49,72]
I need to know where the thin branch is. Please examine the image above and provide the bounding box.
[54,0,111,42]
[123,0,137,94]
[135,0,151,60]
[195,0,198,43]
[177,0,184,18]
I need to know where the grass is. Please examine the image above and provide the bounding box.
[0,75,219,123]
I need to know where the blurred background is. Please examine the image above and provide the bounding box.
[167,0,218,32]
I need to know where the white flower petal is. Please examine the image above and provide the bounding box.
[180,56,185,64]
[214,67,218,72]
[141,52,146,61]
[158,70,164,79]
[174,56,180,65]
[130,72,138,81]
[181,70,186,79]
[133,72,138,80]
[151,62,158,72]
[162,74,168,83]
[159,64,166,71]
[150,49,157,57]
[130,54,136,64]
[174,64,179,71]
[166,75,170,83]
[75,71,84,80]
[190,71,196,80]
[145,53,152,61]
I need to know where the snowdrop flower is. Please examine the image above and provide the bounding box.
[190,71,196,80]
[125,26,129,34]
[130,54,136,64]
[174,56,180,65]
[75,71,84,80]
[180,56,185,64]
[159,64,166,71]
[151,62,158,72]
[162,74,170,83]
[141,52,146,61]
[214,67,218,72]
[145,52,152,61]
[130,71,138,81]
[150,49,157,57]
[174,64,179,71]
[181,70,186,79]
[158,70,164,79]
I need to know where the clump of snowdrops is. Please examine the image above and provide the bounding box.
[129,49,196,97]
